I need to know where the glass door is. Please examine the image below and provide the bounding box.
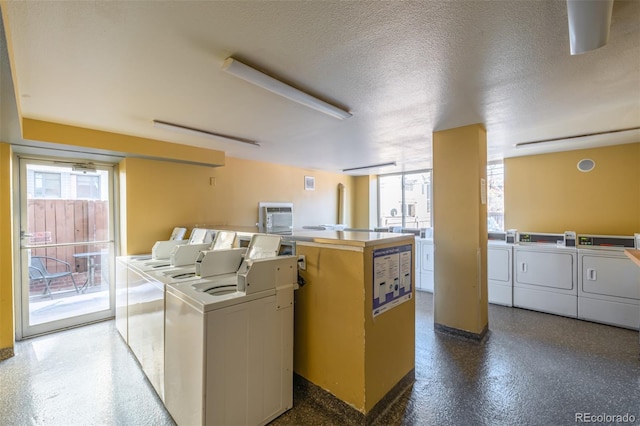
[17,158,116,338]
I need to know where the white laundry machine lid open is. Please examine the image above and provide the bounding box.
[168,277,274,313]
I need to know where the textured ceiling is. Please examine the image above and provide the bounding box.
[3,1,640,174]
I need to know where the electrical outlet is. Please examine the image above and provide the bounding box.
[297,255,306,271]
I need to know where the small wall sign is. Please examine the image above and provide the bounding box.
[304,176,315,190]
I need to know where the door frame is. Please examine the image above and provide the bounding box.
[13,152,121,340]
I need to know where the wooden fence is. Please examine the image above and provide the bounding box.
[28,199,109,295]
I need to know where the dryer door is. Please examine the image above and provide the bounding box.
[581,255,640,300]
[488,247,511,283]
[515,250,575,290]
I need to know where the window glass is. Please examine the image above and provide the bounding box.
[403,172,431,229]
[487,162,504,231]
[379,175,403,228]
[34,172,61,198]
[76,174,101,199]
[379,171,431,229]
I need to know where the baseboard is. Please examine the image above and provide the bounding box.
[434,322,489,342]
[366,369,415,424]
[294,369,415,425]
[0,346,15,361]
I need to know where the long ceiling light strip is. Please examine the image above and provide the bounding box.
[343,162,396,172]
[566,0,614,55]
[514,126,640,149]
[222,57,352,120]
[153,120,260,147]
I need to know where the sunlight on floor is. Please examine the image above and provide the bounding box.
[29,288,110,325]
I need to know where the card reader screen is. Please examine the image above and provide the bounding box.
[579,236,593,246]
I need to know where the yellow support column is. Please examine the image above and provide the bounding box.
[0,143,14,360]
[432,124,488,339]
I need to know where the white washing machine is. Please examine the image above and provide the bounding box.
[116,230,238,401]
[488,231,514,307]
[164,254,298,426]
[129,228,226,271]
[577,234,640,330]
[513,231,578,318]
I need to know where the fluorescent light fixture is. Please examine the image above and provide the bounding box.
[515,126,640,148]
[567,0,614,55]
[343,162,396,172]
[222,57,352,120]
[153,120,260,147]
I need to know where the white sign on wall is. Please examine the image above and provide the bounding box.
[372,244,413,317]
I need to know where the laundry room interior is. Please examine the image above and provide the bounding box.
[0,1,639,426]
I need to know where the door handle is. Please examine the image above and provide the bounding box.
[520,262,527,273]
[587,268,597,281]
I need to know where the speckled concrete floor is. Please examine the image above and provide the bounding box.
[1,292,638,425]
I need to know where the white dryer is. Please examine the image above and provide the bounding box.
[513,231,578,318]
[577,234,640,330]
[417,237,434,293]
[488,231,514,307]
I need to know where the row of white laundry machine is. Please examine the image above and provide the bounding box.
[116,228,299,426]
[488,230,640,330]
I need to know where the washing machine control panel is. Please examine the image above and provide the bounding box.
[518,233,563,244]
[577,235,635,249]
[578,236,594,246]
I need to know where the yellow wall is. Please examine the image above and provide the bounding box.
[0,143,14,355]
[121,156,354,254]
[352,175,377,229]
[22,118,225,167]
[352,176,370,229]
[294,237,415,413]
[505,143,640,234]
[210,157,353,231]
[432,124,488,335]
[363,241,415,412]
[294,245,366,410]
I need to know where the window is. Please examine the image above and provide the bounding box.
[76,174,101,199]
[379,171,431,229]
[487,162,504,231]
[34,172,61,198]
[379,166,501,231]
